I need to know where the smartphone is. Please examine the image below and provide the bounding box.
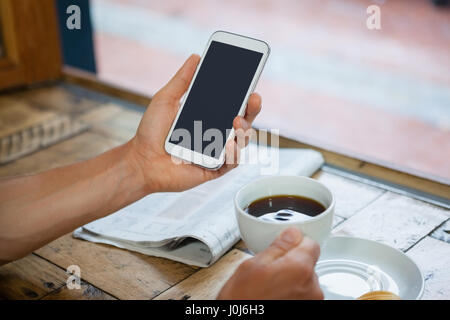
[164,31,270,169]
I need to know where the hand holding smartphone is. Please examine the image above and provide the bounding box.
[165,31,270,169]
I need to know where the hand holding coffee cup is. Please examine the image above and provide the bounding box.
[218,227,324,300]
[219,176,333,300]
[235,176,335,254]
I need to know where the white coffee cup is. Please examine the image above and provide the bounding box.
[235,175,335,254]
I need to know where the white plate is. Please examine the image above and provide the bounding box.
[316,236,424,300]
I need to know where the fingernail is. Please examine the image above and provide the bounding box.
[281,228,300,244]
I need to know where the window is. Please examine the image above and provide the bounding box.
[90,0,450,182]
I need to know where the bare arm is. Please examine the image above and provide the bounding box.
[0,141,147,263]
[0,54,262,264]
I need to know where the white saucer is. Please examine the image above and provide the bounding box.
[316,236,424,300]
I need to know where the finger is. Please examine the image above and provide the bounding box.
[222,140,240,170]
[228,139,241,166]
[233,116,250,131]
[253,227,303,265]
[281,236,321,266]
[233,93,261,147]
[310,273,325,300]
[233,117,253,148]
[243,92,262,124]
[159,54,200,101]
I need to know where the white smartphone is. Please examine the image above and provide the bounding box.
[164,31,270,170]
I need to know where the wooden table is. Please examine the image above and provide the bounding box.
[0,81,449,300]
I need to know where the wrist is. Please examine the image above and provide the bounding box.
[124,137,159,195]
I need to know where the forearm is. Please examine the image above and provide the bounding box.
[0,139,150,263]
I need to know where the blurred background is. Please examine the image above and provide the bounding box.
[63,0,450,182]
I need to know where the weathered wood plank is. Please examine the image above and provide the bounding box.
[12,85,102,117]
[0,97,57,137]
[78,103,125,126]
[276,135,450,200]
[2,82,447,302]
[102,107,142,132]
[406,237,450,300]
[0,115,89,164]
[0,254,67,300]
[333,215,345,228]
[42,281,116,300]
[154,249,251,300]
[431,219,450,244]
[334,191,449,251]
[86,105,141,142]
[63,67,152,107]
[35,234,196,300]
[0,131,122,178]
[315,172,385,218]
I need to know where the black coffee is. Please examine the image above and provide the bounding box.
[245,195,326,218]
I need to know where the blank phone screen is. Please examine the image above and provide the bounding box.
[169,41,263,159]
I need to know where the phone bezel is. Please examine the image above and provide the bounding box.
[164,30,270,170]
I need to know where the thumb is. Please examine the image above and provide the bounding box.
[159,54,200,101]
[254,227,303,265]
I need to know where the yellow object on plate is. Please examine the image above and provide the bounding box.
[357,291,401,300]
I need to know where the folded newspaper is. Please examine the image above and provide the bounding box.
[74,144,324,267]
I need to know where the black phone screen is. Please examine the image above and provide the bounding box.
[169,41,263,159]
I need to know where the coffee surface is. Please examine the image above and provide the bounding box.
[245,195,326,218]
